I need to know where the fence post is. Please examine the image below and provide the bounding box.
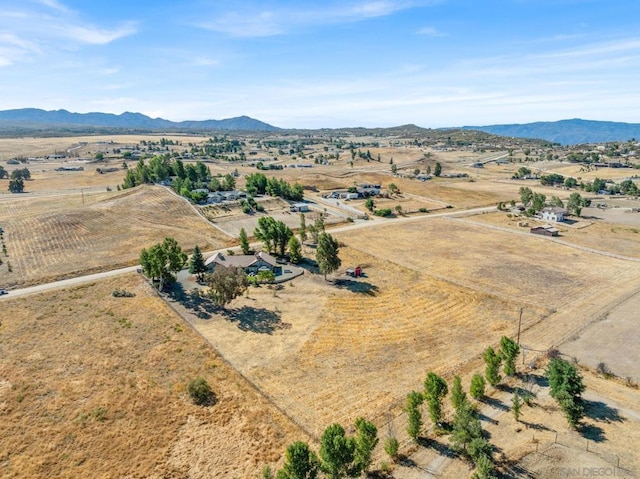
[555,433,558,444]
[586,440,589,452]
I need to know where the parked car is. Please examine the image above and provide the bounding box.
[0,289,8,295]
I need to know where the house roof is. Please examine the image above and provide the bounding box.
[531,224,559,233]
[542,207,567,214]
[205,251,278,269]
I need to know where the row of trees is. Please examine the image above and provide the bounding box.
[245,172,304,201]
[270,418,378,479]
[518,187,590,216]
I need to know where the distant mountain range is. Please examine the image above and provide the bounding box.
[461,119,640,145]
[0,108,279,131]
[1,109,639,145]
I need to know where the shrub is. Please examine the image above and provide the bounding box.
[187,377,215,406]
[112,288,136,298]
[384,436,399,462]
[373,208,393,217]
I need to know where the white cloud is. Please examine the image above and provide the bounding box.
[0,0,137,66]
[416,26,444,36]
[58,23,137,45]
[197,1,425,37]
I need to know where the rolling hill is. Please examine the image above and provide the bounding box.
[0,108,279,131]
[461,119,640,145]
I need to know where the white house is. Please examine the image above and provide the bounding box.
[541,207,567,222]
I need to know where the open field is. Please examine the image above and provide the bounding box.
[560,288,640,381]
[469,210,640,259]
[0,274,307,478]
[0,185,232,288]
[180,245,537,438]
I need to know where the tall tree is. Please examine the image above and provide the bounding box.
[188,244,206,282]
[277,441,320,479]
[139,237,187,291]
[434,162,442,177]
[288,235,302,264]
[319,423,356,479]
[512,390,523,422]
[405,391,424,441]
[424,372,448,425]
[316,232,341,281]
[299,213,307,242]
[451,375,467,411]
[499,336,520,376]
[353,417,378,475]
[451,400,482,452]
[239,227,250,255]
[483,347,502,387]
[470,374,486,400]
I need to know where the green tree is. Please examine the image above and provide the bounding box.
[451,400,482,452]
[139,237,187,291]
[0,165,7,179]
[299,213,307,242]
[254,217,293,256]
[353,417,378,474]
[451,375,467,411]
[205,266,248,308]
[483,347,502,387]
[434,162,442,177]
[567,192,589,217]
[512,390,523,422]
[546,358,585,428]
[277,441,320,479]
[316,232,341,280]
[470,374,486,400]
[239,227,250,254]
[8,178,24,193]
[391,163,398,175]
[499,336,520,376]
[319,423,356,479]
[472,453,497,479]
[468,437,493,465]
[188,244,207,282]
[384,436,399,462]
[288,235,302,264]
[405,391,424,441]
[187,377,214,405]
[519,187,533,207]
[424,372,448,425]
[364,198,375,212]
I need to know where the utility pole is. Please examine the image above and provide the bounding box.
[516,307,523,346]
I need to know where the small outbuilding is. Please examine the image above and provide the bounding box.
[530,225,559,237]
[290,203,310,212]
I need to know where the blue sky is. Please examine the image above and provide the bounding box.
[1,0,639,128]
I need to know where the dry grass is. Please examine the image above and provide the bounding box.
[0,185,232,288]
[0,274,307,478]
[182,244,544,438]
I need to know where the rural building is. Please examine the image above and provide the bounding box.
[206,190,247,204]
[540,207,567,222]
[530,225,559,237]
[357,184,381,196]
[205,252,282,276]
[290,203,310,212]
[345,192,359,200]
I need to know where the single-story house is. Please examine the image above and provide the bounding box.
[205,251,282,276]
[541,207,567,223]
[530,225,559,237]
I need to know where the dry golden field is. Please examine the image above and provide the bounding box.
[471,210,640,259]
[0,185,232,288]
[0,274,307,478]
[183,242,547,439]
